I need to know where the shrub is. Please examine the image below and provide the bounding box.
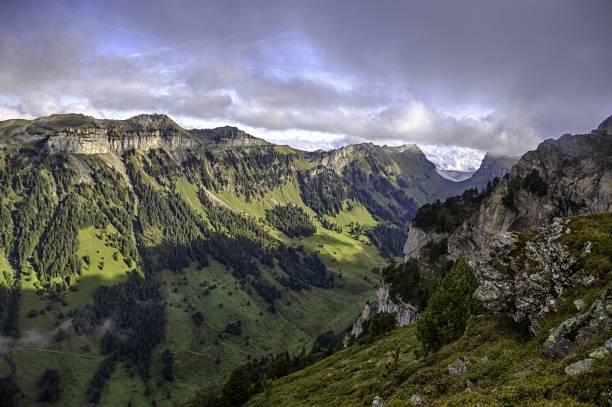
[417,259,478,352]
[37,369,61,403]
[191,312,204,327]
[225,321,242,336]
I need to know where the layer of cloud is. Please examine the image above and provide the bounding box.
[1,0,611,170]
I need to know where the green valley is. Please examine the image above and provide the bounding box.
[0,114,505,405]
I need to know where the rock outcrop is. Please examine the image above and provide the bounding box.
[348,282,418,340]
[544,289,611,357]
[471,219,595,334]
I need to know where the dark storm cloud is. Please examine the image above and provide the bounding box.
[0,0,611,162]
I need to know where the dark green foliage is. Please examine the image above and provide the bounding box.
[198,191,332,293]
[204,145,294,200]
[225,320,242,336]
[75,272,165,380]
[298,168,346,215]
[127,153,204,247]
[382,259,429,309]
[265,204,316,237]
[424,238,448,264]
[10,167,56,274]
[366,223,407,258]
[0,375,21,406]
[522,168,547,196]
[317,217,342,233]
[37,369,61,403]
[161,349,174,382]
[86,358,116,404]
[33,190,103,279]
[413,183,497,233]
[220,366,253,406]
[191,311,204,327]
[0,286,19,337]
[416,259,478,352]
[358,312,397,344]
[0,201,13,252]
[502,176,522,211]
[0,152,138,284]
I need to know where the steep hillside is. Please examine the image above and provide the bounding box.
[0,113,499,406]
[244,184,612,407]
[240,119,612,407]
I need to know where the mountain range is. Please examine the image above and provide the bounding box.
[0,113,513,406]
[240,115,611,407]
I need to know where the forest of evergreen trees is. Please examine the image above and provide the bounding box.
[265,204,316,237]
[297,168,347,215]
[413,180,499,233]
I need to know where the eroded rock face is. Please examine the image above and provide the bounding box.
[44,127,197,155]
[472,219,593,335]
[347,282,418,339]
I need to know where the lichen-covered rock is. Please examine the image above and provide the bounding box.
[472,219,595,335]
[447,357,467,375]
[589,346,609,360]
[544,289,612,357]
[564,358,594,376]
[409,393,424,406]
[372,396,385,407]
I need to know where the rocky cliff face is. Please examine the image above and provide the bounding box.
[0,114,273,156]
[43,126,198,155]
[448,124,612,262]
[347,282,418,340]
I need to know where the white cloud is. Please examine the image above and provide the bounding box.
[419,144,486,172]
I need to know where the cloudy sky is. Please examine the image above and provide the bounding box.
[1,0,611,171]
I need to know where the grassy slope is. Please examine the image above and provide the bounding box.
[10,173,386,405]
[14,226,133,406]
[247,315,609,407]
[133,177,385,404]
[247,213,612,407]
